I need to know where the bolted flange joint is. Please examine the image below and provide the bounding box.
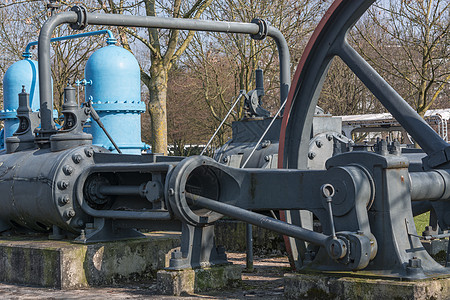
[70,6,88,30]
[250,18,268,40]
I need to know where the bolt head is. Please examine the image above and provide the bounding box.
[264,155,270,162]
[63,165,74,175]
[308,152,316,159]
[64,209,75,219]
[72,154,82,164]
[58,180,69,190]
[171,249,183,259]
[223,156,229,163]
[59,195,70,205]
[84,148,93,157]
[316,140,323,148]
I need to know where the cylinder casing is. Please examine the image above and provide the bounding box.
[84,45,146,154]
[0,145,104,233]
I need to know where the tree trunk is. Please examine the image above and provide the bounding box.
[148,63,168,155]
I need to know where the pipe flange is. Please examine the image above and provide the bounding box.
[250,18,268,40]
[70,6,88,30]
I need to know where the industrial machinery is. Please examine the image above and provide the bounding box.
[0,0,449,282]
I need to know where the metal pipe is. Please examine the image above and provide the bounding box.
[410,170,450,201]
[38,11,78,134]
[246,222,254,271]
[38,10,291,134]
[24,29,115,56]
[186,192,329,247]
[98,185,142,196]
[338,41,449,156]
[86,13,290,107]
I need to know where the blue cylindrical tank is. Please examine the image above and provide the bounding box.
[1,59,41,145]
[84,44,146,154]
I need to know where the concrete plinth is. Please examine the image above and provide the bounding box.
[284,273,450,300]
[0,232,180,289]
[157,264,241,296]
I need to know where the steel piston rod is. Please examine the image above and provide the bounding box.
[185,192,329,247]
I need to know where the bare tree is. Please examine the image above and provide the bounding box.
[0,1,106,115]
[354,0,450,117]
[179,0,328,148]
[96,0,213,155]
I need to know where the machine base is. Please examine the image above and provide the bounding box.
[0,232,180,289]
[156,264,241,296]
[284,273,450,300]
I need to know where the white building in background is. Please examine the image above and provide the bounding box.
[340,108,450,144]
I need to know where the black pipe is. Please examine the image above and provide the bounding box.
[98,185,142,196]
[186,192,329,247]
[37,10,291,134]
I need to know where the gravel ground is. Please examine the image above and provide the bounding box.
[0,253,291,299]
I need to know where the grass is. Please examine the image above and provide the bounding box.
[414,211,430,235]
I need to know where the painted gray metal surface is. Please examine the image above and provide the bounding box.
[0,1,449,281]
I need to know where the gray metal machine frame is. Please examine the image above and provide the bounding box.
[0,0,449,282]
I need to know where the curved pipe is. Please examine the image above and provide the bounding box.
[25,29,115,56]
[37,10,291,136]
[38,12,78,134]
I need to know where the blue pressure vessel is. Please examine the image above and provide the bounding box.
[84,43,146,154]
[1,59,41,146]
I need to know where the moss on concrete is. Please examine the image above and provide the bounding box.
[0,232,180,289]
[284,273,450,300]
[157,264,242,296]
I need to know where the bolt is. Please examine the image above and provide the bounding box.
[59,195,70,205]
[326,134,333,141]
[79,229,86,240]
[408,257,422,268]
[77,219,85,227]
[63,165,74,175]
[308,152,316,160]
[264,155,270,162]
[171,249,182,259]
[168,188,175,196]
[58,180,69,190]
[72,153,82,164]
[316,140,323,148]
[64,209,75,219]
[261,140,271,148]
[84,148,93,157]
[223,156,229,163]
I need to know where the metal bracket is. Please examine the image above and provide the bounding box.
[250,18,268,40]
[70,6,88,30]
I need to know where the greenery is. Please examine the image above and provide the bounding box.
[414,211,430,235]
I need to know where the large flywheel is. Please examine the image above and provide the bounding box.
[278,0,450,269]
